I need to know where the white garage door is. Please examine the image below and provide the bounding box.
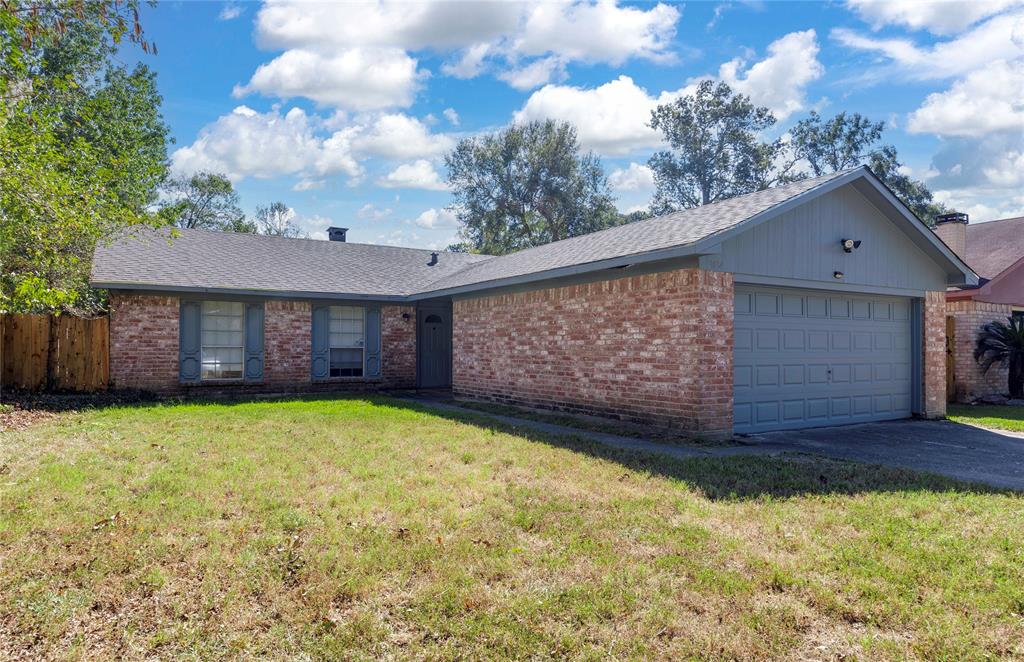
[733,285,914,433]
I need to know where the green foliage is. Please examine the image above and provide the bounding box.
[0,1,169,314]
[445,119,620,255]
[647,80,794,213]
[974,316,1024,398]
[255,201,306,238]
[158,172,251,232]
[790,111,948,223]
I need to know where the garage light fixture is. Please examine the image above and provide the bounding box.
[833,271,845,279]
[841,238,862,253]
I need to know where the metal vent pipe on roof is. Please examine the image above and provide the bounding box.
[327,226,348,242]
[428,252,438,266]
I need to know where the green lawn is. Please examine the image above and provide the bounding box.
[948,403,1024,433]
[1,396,1022,660]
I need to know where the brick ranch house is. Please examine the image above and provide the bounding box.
[935,214,1024,402]
[91,166,976,438]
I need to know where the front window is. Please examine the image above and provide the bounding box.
[329,305,364,377]
[201,301,244,380]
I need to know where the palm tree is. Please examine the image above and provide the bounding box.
[974,315,1024,398]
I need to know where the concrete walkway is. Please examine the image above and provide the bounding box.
[401,397,1024,491]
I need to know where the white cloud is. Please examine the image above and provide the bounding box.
[357,203,393,221]
[377,160,449,190]
[170,106,355,181]
[292,178,324,191]
[441,43,492,78]
[497,56,567,90]
[247,0,683,98]
[608,162,655,192]
[171,107,454,184]
[845,0,1022,35]
[832,12,1024,81]
[514,1,680,65]
[412,207,459,229]
[982,149,1024,188]
[293,214,333,240]
[234,47,423,111]
[908,59,1024,136]
[515,76,691,155]
[351,113,455,159]
[219,2,242,21]
[443,107,460,126]
[718,29,824,119]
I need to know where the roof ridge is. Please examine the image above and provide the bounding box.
[968,215,1024,227]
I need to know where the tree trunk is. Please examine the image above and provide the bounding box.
[1010,353,1024,399]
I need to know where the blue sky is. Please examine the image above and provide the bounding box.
[124,0,1024,248]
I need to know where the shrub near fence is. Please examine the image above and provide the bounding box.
[0,314,109,392]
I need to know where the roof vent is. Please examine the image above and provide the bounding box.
[428,252,438,266]
[327,226,348,242]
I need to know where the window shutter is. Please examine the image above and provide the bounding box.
[179,301,201,383]
[365,305,381,378]
[311,304,329,380]
[244,303,264,380]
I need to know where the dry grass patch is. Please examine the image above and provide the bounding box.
[0,396,1021,660]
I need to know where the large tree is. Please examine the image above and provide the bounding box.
[255,201,306,238]
[159,172,253,233]
[0,1,169,314]
[445,119,620,255]
[647,80,793,214]
[789,111,947,223]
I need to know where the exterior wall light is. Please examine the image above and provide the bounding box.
[833,271,845,279]
[841,238,862,253]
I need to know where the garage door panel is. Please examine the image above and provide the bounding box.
[734,285,914,433]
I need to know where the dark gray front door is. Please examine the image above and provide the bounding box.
[734,285,913,433]
[418,307,451,388]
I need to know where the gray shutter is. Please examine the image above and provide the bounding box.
[365,305,381,378]
[179,300,201,383]
[244,303,264,380]
[311,304,329,380]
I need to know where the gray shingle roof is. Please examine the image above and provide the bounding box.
[964,215,1024,280]
[92,169,857,299]
[419,169,854,294]
[91,228,491,298]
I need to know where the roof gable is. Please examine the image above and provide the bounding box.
[964,216,1024,280]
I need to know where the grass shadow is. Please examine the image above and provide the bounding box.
[384,397,1013,501]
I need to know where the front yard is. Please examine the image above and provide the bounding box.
[948,403,1024,433]
[1,396,1021,659]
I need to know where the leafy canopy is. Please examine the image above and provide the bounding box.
[974,316,1024,399]
[445,119,620,255]
[255,201,306,238]
[158,172,253,233]
[0,0,169,314]
[790,111,947,224]
[647,80,794,213]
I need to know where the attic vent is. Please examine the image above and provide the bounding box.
[427,252,438,266]
[327,226,348,242]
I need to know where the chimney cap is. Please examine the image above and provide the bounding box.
[935,212,968,226]
[327,226,349,242]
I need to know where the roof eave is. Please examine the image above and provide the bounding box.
[91,281,411,302]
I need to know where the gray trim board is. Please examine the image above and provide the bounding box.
[96,282,410,302]
[731,274,929,298]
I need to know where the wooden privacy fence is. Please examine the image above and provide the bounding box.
[0,314,109,392]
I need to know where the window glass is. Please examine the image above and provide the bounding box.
[201,301,244,379]
[329,306,364,377]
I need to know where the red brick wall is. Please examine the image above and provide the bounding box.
[452,268,734,438]
[382,305,416,387]
[109,293,180,392]
[947,298,1012,402]
[923,291,948,417]
[264,300,311,385]
[107,294,417,394]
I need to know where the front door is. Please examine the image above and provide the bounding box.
[418,305,451,388]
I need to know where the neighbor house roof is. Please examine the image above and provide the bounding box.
[92,166,976,300]
[91,228,491,300]
[964,216,1024,280]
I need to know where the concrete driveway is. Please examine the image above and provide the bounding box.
[743,419,1024,491]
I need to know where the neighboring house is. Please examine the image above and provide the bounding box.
[92,166,976,438]
[936,214,1024,402]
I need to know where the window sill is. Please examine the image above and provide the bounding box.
[313,376,381,383]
